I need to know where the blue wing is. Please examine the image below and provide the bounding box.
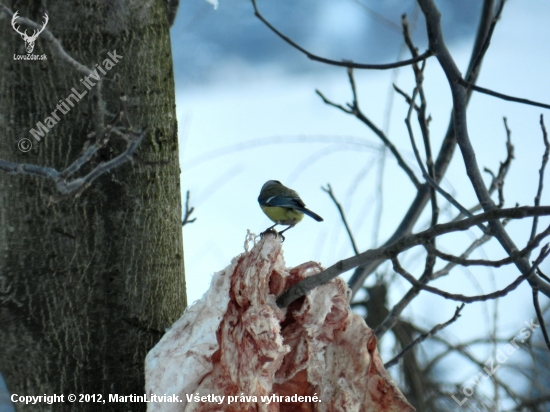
[259,195,305,209]
[259,195,323,222]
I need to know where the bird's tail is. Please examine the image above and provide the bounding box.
[300,207,323,222]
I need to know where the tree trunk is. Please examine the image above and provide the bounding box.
[0,1,186,410]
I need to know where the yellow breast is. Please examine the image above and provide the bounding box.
[260,205,304,225]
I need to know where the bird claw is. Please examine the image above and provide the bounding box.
[260,228,285,242]
[260,228,278,238]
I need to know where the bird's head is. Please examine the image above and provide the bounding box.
[261,180,283,191]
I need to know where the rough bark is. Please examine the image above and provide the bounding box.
[0,1,186,410]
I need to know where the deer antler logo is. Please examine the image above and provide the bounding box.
[11,11,49,54]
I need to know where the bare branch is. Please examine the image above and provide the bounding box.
[504,396,550,412]
[375,232,493,338]
[393,84,420,111]
[0,97,145,200]
[431,334,526,404]
[459,79,550,111]
[277,206,550,307]
[398,20,444,304]
[182,191,196,226]
[315,90,353,114]
[432,232,493,279]
[455,121,514,220]
[532,288,550,351]
[322,184,359,255]
[424,223,550,268]
[530,115,549,242]
[496,118,513,207]
[402,15,440,231]
[401,86,489,232]
[465,0,504,83]
[537,268,550,284]
[390,245,550,303]
[250,0,433,70]
[384,304,465,368]
[348,0,509,295]
[316,70,422,189]
[417,0,550,307]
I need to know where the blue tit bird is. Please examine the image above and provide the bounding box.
[258,180,323,239]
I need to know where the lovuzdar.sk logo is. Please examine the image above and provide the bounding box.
[12,10,48,60]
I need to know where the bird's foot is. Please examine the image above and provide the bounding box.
[260,228,285,242]
[260,228,278,238]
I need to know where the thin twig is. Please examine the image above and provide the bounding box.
[182,191,196,226]
[250,0,433,70]
[431,334,525,404]
[424,223,550,268]
[455,121,514,221]
[530,115,549,242]
[375,232,493,338]
[532,288,550,351]
[537,268,550,284]
[322,184,359,255]
[481,117,513,208]
[459,79,550,111]
[390,245,550,303]
[432,232,493,279]
[399,25,442,295]
[496,118,513,206]
[465,0,505,83]
[316,70,422,189]
[504,396,550,412]
[384,304,465,368]
[402,86,489,233]
[393,84,420,111]
[402,15,439,230]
